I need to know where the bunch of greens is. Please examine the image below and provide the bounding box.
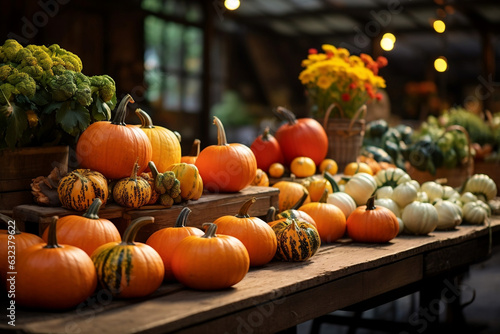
[439,107,493,145]
[0,39,116,148]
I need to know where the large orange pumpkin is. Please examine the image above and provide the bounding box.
[195,117,257,193]
[146,207,204,281]
[274,107,328,166]
[250,127,284,173]
[42,198,121,256]
[76,94,152,179]
[213,197,277,267]
[135,108,181,172]
[16,217,97,310]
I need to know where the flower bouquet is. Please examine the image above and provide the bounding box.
[298,45,388,169]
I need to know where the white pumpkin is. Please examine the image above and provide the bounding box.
[402,201,438,235]
[344,172,377,206]
[460,192,477,205]
[375,198,401,218]
[376,186,393,199]
[434,200,462,230]
[374,168,411,188]
[396,217,404,235]
[463,174,497,202]
[416,191,429,203]
[392,182,418,208]
[463,200,489,224]
[442,186,460,201]
[408,180,420,191]
[327,192,357,218]
[421,182,444,202]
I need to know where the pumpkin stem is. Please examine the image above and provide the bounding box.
[213,116,228,146]
[111,94,134,126]
[174,207,192,228]
[149,161,160,179]
[0,213,22,235]
[121,216,155,245]
[236,197,256,218]
[266,206,276,223]
[201,223,218,238]
[188,139,201,157]
[324,171,340,193]
[291,191,309,210]
[319,189,329,203]
[130,159,139,181]
[44,216,62,249]
[366,196,376,211]
[274,106,297,125]
[135,108,154,129]
[261,127,271,141]
[82,198,102,219]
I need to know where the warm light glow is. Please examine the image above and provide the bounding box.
[380,33,395,51]
[225,0,240,10]
[434,57,448,72]
[433,20,446,33]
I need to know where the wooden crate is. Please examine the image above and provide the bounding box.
[12,186,279,242]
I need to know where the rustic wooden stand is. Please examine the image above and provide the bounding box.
[11,186,279,242]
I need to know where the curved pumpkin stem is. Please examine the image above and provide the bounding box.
[213,116,229,146]
[291,191,309,210]
[188,139,201,157]
[275,107,297,125]
[290,219,299,233]
[135,108,154,129]
[366,196,376,211]
[0,213,21,235]
[324,171,340,193]
[44,216,62,249]
[129,159,139,181]
[121,216,155,245]
[266,206,276,223]
[201,223,218,239]
[82,198,102,219]
[319,189,329,203]
[149,161,159,179]
[236,197,256,218]
[174,207,192,228]
[261,127,271,141]
[111,94,134,126]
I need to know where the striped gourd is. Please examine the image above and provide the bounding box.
[58,169,108,211]
[166,163,203,201]
[269,218,320,262]
[91,216,164,298]
[113,161,151,208]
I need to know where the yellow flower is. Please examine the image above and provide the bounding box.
[317,75,334,90]
[322,44,337,54]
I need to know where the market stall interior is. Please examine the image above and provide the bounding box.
[1,0,500,333]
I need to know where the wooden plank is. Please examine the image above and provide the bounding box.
[0,190,33,211]
[4,220,498,334]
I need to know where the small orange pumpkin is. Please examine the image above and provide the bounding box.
[343,162,373,176]
[272,180,310,212]
[251,169,270,187]
[181,139,201,165]
[57,169,108,211]
[275,191,317,229]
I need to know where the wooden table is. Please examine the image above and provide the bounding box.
[3,216,499,334]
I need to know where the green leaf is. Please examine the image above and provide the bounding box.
[55,101,90,137]
[43,102,63,115]
[92,95,111,121]
[30,88,52,106]
[4,103,28,148]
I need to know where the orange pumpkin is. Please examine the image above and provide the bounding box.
[290,156,316,178]
[171,223,250,290]
[0,213,44,288]
[135,108,181,173]
[299,190,346,243]
[76,94,152,179]
[195,117,257,193]
[275,191,317,229]
[250,127,285,172]
[16,217,97,310]
[346,196,399,243]
[57,169,108,211]
[42,198,121,256]
[146,207,204,281]
[343,162,373,176]
[302,176,333,202]
[181,139,201,164]
[358,156,381,175]
[214,197,277,267]
[165,163,203,201]
[269,162,285,178]
[251,169,270,187]
[272,180,310,212]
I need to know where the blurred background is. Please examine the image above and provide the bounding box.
[2,0,499,151]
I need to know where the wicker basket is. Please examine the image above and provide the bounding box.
[407,125,474,188]
[321,103,366,171]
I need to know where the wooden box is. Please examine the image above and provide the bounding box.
[12,186,279,242]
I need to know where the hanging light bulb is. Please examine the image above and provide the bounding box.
[433,20,446,33]
[434,57,448,72]
[224,0,240,10]
[380,33,396,51]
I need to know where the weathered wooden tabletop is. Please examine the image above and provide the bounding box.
[2,216,499,334]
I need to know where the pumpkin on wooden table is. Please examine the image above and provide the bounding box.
[299,190,346,243]
[401,201,438,235]
[301,174,333,202]
[42,198,121,256]
[135,108,181,172]
[146,207,204,281]
[165,162,204,201]
[324,172,357,219]
[214,197,277,267]
[92,216,164,298]
[275,191,317,229]
[57,169,108,211]
[272,180,310,212]
[462,174,497,202]
[171,223,250,290]
[140,172,161,205]
[268,208,321,262]
[113,161,151,208]
[76,94,152,179]
[250,127,285,173]
[251,168,270,187]
[195,117,257,193]
[344,172,377,206]
[16,217,97,310]
[181,139,201,164]
[274,106,328,166]
[0,213,44,288]
[346,196,399,243]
